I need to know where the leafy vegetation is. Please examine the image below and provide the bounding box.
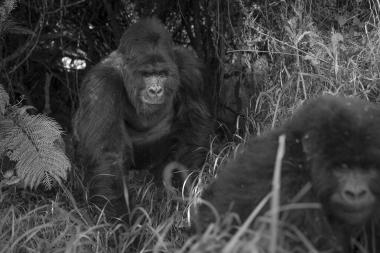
[0,0,379,252]
[0,84,70,189]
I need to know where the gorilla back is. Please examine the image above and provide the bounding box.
[74,18,212,217]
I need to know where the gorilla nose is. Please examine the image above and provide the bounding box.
[148,86,163,97]
[342,188,369,204]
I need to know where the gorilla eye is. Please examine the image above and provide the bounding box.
[158,70,168,76]
[140,71,151,77]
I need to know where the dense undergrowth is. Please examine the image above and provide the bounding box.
[1,0,380,252]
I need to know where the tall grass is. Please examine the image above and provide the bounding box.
[1,0,380,252]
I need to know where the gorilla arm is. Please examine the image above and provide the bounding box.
[170,48,213,170]
[160,48,213,193]
[195,130,281,228]
[74,63,133,213]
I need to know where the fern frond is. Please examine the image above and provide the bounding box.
[0,84,9,114]
[0,118,13,146]
[0,107,71,189]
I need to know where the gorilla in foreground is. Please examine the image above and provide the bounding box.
[196,95,380,252]
[74,18,212,217]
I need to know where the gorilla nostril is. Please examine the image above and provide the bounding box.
[156,87,163,96]
[147,88,155,96]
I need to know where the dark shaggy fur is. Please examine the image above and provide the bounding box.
[74,18,212,217]
[196,95,380,252]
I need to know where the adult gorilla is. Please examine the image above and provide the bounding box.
[74,18,212,217]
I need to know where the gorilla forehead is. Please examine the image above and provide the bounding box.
[296,96,380,167]
[138,54,172,66]
[119,18,173,56]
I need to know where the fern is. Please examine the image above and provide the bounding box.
[0,86,71,189]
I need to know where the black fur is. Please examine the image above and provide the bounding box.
[74,18,212,217]
[196,95,380,252]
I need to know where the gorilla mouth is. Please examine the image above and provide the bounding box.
[141,94,165,105]
[338,206,373,226]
